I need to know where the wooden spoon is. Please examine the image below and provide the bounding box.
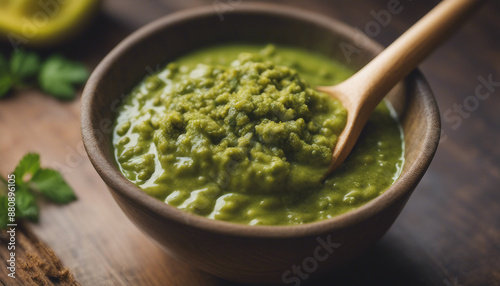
[319,0,485,179]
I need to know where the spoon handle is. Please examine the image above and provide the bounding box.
[340,0,485,107]
[321,0,485,176]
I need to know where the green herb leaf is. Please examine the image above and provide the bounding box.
[10,49,41,83]
[0,196,8,229]
[0,153,77,229]
[38,55,89,99]
[30,168,77,204]
[13,153,40,186]
[0,54,11,98]
[15,188,39,222]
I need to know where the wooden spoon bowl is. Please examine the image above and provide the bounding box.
[81,3,440,283]
[320,0,484,178]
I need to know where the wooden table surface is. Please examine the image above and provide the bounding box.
[1,0,499,285]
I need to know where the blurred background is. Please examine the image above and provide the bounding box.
[0,0,499,285]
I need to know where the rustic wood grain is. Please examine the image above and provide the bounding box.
[0,0,499,285]
[0,225,78,285]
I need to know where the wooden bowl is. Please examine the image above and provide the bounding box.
[81,3,440,284]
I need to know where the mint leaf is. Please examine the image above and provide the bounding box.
[0,54,11,98]
[0,196,8,229]
[30,168,77,204]
[10,49,41,83]
[15,188,39,222]
[38,55,89,99]
[13,153,40,186]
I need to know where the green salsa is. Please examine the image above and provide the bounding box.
[113,44,404,225]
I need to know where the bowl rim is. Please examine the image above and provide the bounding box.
[81,2,440,238]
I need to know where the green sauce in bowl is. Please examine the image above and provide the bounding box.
[113,44,404,225]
